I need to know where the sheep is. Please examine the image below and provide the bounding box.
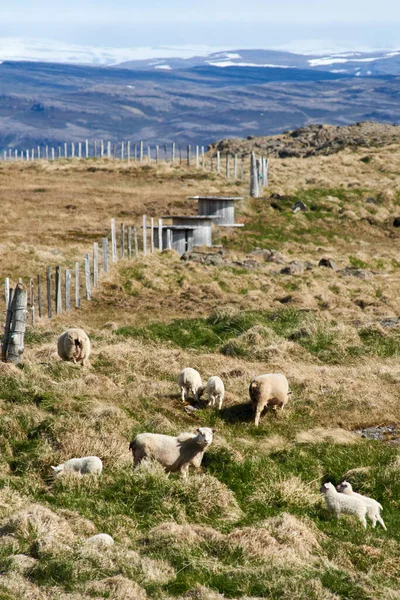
[249,373,290,427]
[85,533,115,547]
[51,456,103,476]
[320,482,367,528]
[57,328,91,366]
[206,376,225,410]
[337,481,386,530]
[178,368,204,403]
[129,427,215,478]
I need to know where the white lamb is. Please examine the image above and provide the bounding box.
[85,534,114,547]
[249,373,290,427]
[206,376,225,410]
[320,482,367,528]
[51,456,103,476]
[129,427,214,478]
[337,481,386,530]
[178,368,204,403]
[57,328,91,366]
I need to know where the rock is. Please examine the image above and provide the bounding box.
[292,201,308,213]
[86,533,115,547]
[379,317,400,327]
[354,425,399,442]
[184,405,199,416]
[318,258,339,270]
[265,250,286,264]
[341,267,371,279]
[365,197,378,204]
[181,252,225,266]
[280,260,305,275]
[393,217,400,227]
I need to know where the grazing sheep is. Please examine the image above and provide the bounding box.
[206,376,225,410]
[51,456,103,476]
[129,427,215,478]
[249,373,289,427]
[178,368,204,403]
[320,482,367,528]
[57,328,91,366]
[337,481,386,530]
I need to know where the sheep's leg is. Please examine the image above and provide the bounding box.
[180,464,190,478]
[218,396,223,410]
[254,406,263,427]
[208,394,213,407]
[377,515,387,530]
[181,387,186,402]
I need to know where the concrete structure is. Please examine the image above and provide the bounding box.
[163,215,216,247]
[149,225,195,256]
[188,196,244,226]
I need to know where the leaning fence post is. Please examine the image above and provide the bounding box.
[111,218,117,263]
[93,242,99,287]
[128,226,132,258]
[65,269,71,312]
[143,216,147,254]
[37,274,42,318]
[120,223,125,259]
[2,287,14,362]
[134,227,138,257]
[4,283,27,364]
[46,266,52,319]
[75,261,80,308]
[102,238,109,272]
[84,254,91,300]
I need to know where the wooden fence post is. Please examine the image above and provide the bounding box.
[217,151,221,174]
[113,143,117,159]
[121,141,125,161]
[78,142,82,159]
[94,140,97,158]
[84,254,91,300]
[75,261,80,308]
[100,139,104,158]
[85,139,89,158]
[201,146,205,170]
[111,218,117,263]
[158,219,163,251]
[250,152,260,198]
[64,143,67,158]
[65,269,71,311]
[134,143,137,162]
[2,287,14,362]
[37,274,42,317]
[46,266,52,318]
[140,141,143,164]
[46,146,49,160]
[187,145,191,167]
[107,141,111,159]
[147,146,151,164]
[234,154,238,179]
[102,238,109,272]
[172,142,175,163]
[195,146,199,168]
[29,278,34,326]
[143,215,147,255]
[4,283,27,364]
[128,226,132,258]
[127,141,131,162]
[55,266,62,314]
[150,218,155,253]
[93,242,99,286]
[5,277,9,310]
[226,153,230,179]
[134,227,138,257]
[156,145,159,164]
[120,223,125,259]
[241,157,245,181]
[71,143,75,158]
[167,228,172,250]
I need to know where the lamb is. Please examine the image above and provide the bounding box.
[129,427,215,478]
[337,481,386,530]
[51,456,103,476]
[57,328,91,366]
[249,373,289,427]
[206,376,225,410]
[178,368,204,403]
[320,482,367,528]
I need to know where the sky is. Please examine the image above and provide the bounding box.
[1,0,400,52]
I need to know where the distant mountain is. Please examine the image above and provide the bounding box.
[117,48,400,77]
[0,59,400,152]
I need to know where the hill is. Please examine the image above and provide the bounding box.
[0,145,400,599]
[1,59,400,151]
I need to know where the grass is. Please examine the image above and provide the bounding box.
[1,149,400,598]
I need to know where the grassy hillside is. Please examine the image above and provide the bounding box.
[0,148,400,600]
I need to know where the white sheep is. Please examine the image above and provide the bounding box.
[129,427,215,478]
[85,534,114,547]
[249,373,290,427]
[57,328,91,366]
[206,376,225,410]
[337,481,386,530]
[178,368,204,403]
[51,456,103,476]
[320,482,367,528]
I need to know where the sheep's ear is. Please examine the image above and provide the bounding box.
[51,466,57,471]
[196,428,201,433]
[211,428,216,433]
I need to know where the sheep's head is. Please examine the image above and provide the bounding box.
[320,482,335,494]
[196,427,215,447]
[197,385,205,399]
[51,464,64,476]
[249,380,261,406]
[337,481,352,493]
